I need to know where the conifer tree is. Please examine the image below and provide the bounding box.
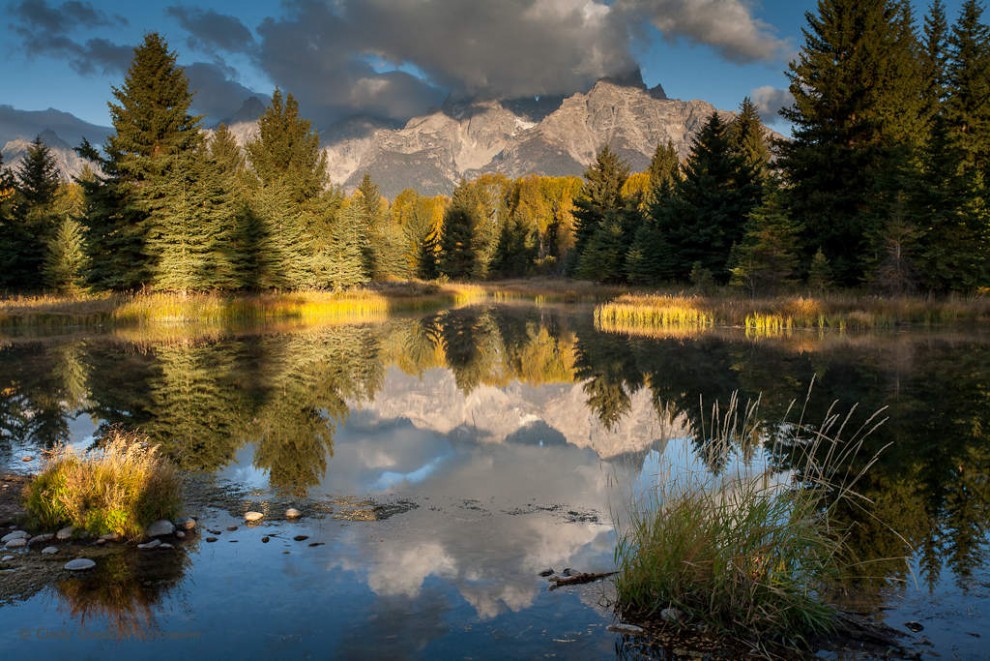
[728,98,771,183]
[16,136,61,208]
[570,146,629,268]
[439,183,480,279]
[781,0,927,285]
[656,112,759,281]
[626,141,682,284]
[728,186,802,295]
[315,202,369,290]
[44,217,89,294]
[246,89,327,289]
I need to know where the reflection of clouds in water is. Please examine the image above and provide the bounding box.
[367,541,457,598]
[460,583,535,620]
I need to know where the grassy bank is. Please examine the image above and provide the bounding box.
[0,282,489,332]
[23,431,181,538]
[614,393,891,652]
[597,292,990,337]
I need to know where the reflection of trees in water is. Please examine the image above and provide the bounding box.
[56,548,189,640]
[573,324,990,592]
[0,341,90,453]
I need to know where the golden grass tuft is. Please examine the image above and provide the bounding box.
[596,295,715,335]
[23,431,182,538]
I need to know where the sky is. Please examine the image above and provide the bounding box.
[0,0,970,132]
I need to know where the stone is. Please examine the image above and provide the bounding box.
[206,537,218,543]
[538,568,554,577]
[95,539,106,546]
[308,542,325,547]
[21,455,34,462]
[99,533,121,542]
[146,520,175,537]
[660,608,683,624]
[226,526,239,532]
[1,531,28,543]
[137,539,162,550]
[905,621,924,633]
[5,538,27,549]
[41,546,59,555]
[176,517,197,531]
[56,526,75,541]
[285,508,302,519]
[608,624,645,635]
[244,511,264,523]
[1,555,14,562]
[175,531,186,539]
[64,558,96,571]
[29,533,55,545]
[261,537,270,543]
[159,543,173,550]
[293,535,309,542]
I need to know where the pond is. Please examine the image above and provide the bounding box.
[1,303,988,659]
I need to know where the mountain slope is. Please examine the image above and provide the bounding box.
[323,80,722,197]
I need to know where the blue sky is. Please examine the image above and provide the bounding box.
[0,0,969,130]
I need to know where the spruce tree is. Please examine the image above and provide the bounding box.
[570,146,630,273]
[728,98,771,183]
[44,217,89,294]
[781,0,927,285]
[246,89,328,289]
[656,112,759,281]
[439,182,480,280]
[16,136,61,208]
[315,202,369,290]
[728,186,802,296]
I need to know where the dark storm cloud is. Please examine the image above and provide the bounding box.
[11,0,125,34]
[183,62,266,121]
[166,6,256,56]
[250,0,790,127]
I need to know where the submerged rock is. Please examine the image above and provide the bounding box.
[608,623,646,635]
[41,546,59,555]
[285,508,302,519]
[146,520,175,537]
[176,517,197,531]
[293,535,309,542]
[64,558,96,571]
[137,539,162,550]
[244,511,264,523]
[206,537,218,543]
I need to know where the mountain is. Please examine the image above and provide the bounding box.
[0,106,111,181]
[322,79,721,197]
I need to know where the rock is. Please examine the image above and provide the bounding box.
[159,543,173,550]
[29,533,55,545]
[146,520,175,537]
[261,536,270,543]
[99,533,121,542]
[95,539,106,546]
[308,542,325,547]
[293,535,309,542]
[176,517,197,531]
[1,555,14,562]
[64,558,96,571]
[175,531,186,539]
[227,526,239,531]
[285,508,302,519]
[608,624,645,635]
[1,530,28,543]
[538,568,555,577]
[206,537,218,543]
[41,546,59,555]
[660,607,683,624]
[56,526,75,541]
[5,538,27,549]
[137,539,162,550]
[244,511,264,523]
[207,529,222,535]
[21,455,34,462]
[905,621,924,633]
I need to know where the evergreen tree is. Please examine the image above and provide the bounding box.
[315,202,369,290]
[728,98,771,183]
[80,33,203,290]
[781,0,927,285]
[439,183,480,279]
[808,248,834,293]
[44,217,89,294]
[728,186,802,295]
[656,112,759,281]
[245,89,327,289]
[569,145,630,275]
[16,136,61,208]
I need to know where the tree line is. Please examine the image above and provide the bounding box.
[1,0,988,296]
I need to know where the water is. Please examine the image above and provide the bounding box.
[1,304,988,659]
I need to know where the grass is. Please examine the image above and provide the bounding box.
[23,431,182,538]
[595,292,990,338]
[614,388,891,651]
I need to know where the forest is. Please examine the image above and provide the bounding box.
[0,0,988,296]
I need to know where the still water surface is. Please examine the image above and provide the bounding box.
[1,304,988,658]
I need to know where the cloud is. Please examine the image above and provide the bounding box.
[166,6,256,56]
[618,0,790,63]
[750,85,794,124]
[183,62,267,122]
[10,0,125,34]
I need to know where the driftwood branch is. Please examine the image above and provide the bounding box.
[548,570,618,590]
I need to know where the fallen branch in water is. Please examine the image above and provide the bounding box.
[548,570,618,590]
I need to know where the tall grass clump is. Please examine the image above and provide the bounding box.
[614,389,889,650]
[596,295,715,335]
[24,431,182,538]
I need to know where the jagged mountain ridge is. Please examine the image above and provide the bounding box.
[317,79,723,197]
